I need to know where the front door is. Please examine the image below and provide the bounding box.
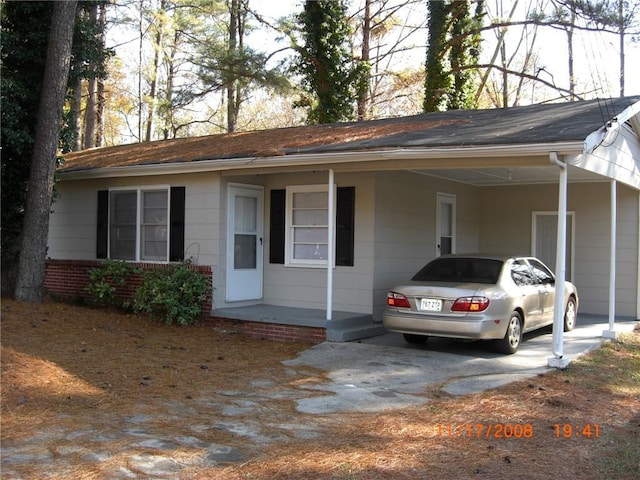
[226,184,263,302]
[436,193,456,256]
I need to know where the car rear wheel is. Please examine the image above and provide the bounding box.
[564,297,577,332]
[496,311,522,354]
[403,333,428,344]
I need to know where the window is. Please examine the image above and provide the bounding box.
[528,258,555,285]
[104,188,170,262]
[412,257,502,284]
[109,191,137,260]
[270,186,355,267]
[511,260,535,286]
[98,187,185,262]
[286,185,330,266]
[110,188,168,261]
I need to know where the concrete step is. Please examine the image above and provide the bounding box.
[325,315,387,342]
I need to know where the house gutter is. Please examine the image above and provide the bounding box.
[57,142,584,181]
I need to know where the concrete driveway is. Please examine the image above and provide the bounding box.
[284,315,637,414]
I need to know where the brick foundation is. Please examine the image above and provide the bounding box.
[44,259,213,314]
[44,259,326,344]
[208,317,326,344]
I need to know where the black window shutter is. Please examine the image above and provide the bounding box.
[269,189,286,264]
[336,187,355,266]
[169,186,186,261]
[96,190,109,258]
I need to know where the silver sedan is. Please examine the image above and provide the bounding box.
[383,255,579,354]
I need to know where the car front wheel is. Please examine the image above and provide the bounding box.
[496,311,522,354]
[564,297,577,332]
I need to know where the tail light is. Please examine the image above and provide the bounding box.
[387,292,410,308]
[451,296,490,312]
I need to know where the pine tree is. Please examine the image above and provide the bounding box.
[15,0,78,303]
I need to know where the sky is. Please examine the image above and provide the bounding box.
[250,0,640,99]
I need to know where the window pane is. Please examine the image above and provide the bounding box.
[440,203,452,235]
[234,234,256,269]
[141,190,168,261]
[110,192,136,260]
[294,243,327,260]
[293,191,327,208]
[440,236,452,255]
[112,191,137,224]
[529,259,554,284]
[235,196,257,233]
[143,191,167,224]
[292,209,327,226]
[288,188,329,264]
[141,225,167,261]
[511,261,534,286]
[294,227,327,243]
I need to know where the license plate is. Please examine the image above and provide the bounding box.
[420,298,442,312]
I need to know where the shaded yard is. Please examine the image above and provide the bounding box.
[1,299,639,479]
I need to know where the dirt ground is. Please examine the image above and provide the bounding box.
[2,298,639,479]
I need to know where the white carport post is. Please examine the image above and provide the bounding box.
[326,169,335,321]
[603,180,618,339]
[548,152,570,369]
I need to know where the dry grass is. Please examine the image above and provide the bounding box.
[2,298,639,479]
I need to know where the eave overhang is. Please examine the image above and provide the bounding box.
[57,141,585,181]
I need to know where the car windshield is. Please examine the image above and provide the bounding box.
[411,257,503,284]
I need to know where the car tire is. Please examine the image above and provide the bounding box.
[564,297,577,332]
[496,311,522,354]
[403,333,428,344]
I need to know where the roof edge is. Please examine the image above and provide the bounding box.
[57,142,584,181]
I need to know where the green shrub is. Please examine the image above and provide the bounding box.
[133,262,212,325]
[86,259,139,309]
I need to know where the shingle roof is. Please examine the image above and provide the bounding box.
[60,96,639,172]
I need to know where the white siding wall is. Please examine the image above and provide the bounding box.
[256,171,376,314]
[371,171,480,321]
[48,172,222,267]
[479,182,639,318]
[48,179,102,259]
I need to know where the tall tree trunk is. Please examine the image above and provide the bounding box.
[424,0,449,112]
[82,2,98,148]
[146,0,166,142]
[83,75,97,148]
[227,0,239,133]
[357,0,371,121]
[96,2,107,147]
[138,0,144,140]
[96,78,105,147]
[567,4,576,100]
[72,77,83,151]
[475,0,519,103]
[15,0,77,303]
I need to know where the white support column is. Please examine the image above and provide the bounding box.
[548,152,570,369]
[326,169,335,321]
[603,180,618,339]
[637,192,640,321]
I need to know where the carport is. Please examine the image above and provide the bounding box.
[295,97,640,366]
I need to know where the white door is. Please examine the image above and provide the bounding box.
[436,193,456,256]
[226,185,264,302]
[532,212,574,282]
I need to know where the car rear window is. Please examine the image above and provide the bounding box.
[411,257,503,284]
